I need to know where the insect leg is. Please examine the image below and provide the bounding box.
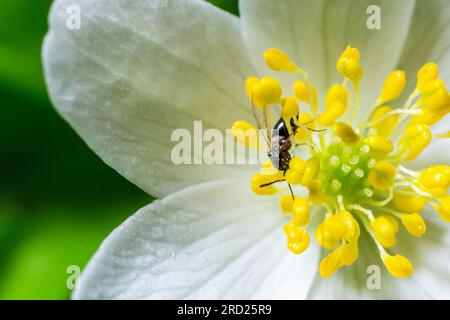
[288,183,295,201]
[259,179,285,188]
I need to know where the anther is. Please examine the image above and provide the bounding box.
[333,122,360,145]
[383,254,414,279]
[379,70,406,103]
[263,48,299,73]
[337,45,363,82]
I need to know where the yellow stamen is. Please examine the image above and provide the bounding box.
[231,120,259,148]
[379,70,406,103]
[417,165,450,197]
[371,215,399,248]
[283,221,310,254]
[417,62,439,91]
[371,106,399,137]
[401,213,427,237]
[364,135,394,157]
[398,124,432,161]
[368,161,396,191]
[263,48,299,72]
[420,79,450,111]
[281,96,300,119]
[393,189,428,213]
[332,122,360,145]
[337,45,363,82]
[292,197,310,226]
[434,196,450,222]
[239,45,449,280]
[279,194,295,213]
[383,255,414,279]
[293,80,318,105]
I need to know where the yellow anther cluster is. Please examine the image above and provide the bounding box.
[233,46,449,280]
[284,156,319,187]
[417,165,450,197]
[371,106,398,136]
[412,65,450,125]
[283,221,310,254]
[317,210,360,278]
[281,195,312,253]
[364,135,394,157]
[398,124,432,161]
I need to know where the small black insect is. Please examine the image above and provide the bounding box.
[248,97,323,200]
[268,117,298,172]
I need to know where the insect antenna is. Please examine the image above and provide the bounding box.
[249,93,271,149]
[294,142,318,152]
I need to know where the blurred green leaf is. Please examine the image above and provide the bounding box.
[0,0,53,101]
[207,0,239,15]
[0,0,239,301]
[0,201,149,299]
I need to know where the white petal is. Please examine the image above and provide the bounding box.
[307,232,431,299]
[43,0,257,198]
[73,180,320,299]
[240,0,414,107]
[393,0,450,169]
[398,0,450,90]
[395,206,450,299]
[409,133,450,170]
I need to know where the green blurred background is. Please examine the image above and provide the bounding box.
[0,0,238,299]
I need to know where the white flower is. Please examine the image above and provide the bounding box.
[43,0,450,299]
